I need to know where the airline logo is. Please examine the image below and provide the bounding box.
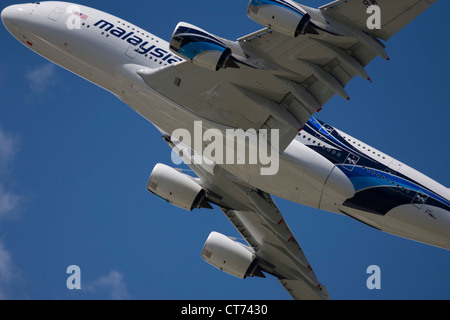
[94,19,183,64]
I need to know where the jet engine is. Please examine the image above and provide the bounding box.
[147,163,212,211]
[169,22,238,71]
[247,0,320,37]
[246,0,390,60]
[201,232,265,279]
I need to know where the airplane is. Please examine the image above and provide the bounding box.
[1,0,447,300]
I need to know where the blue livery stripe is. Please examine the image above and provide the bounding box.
[179,42,225,60]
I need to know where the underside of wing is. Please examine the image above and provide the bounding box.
[138,61,301,154]
[153,135,330,300]
[220,202,330,300]
[320,0,438,41]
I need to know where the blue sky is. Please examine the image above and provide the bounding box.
[0,0,449,300]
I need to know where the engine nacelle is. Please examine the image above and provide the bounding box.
[147,163,211,211]
[201,232,264,279]
[247,0,319,37]
[169,22,238,71]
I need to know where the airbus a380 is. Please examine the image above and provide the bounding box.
[1,0,446,299]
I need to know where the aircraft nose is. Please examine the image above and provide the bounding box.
[1,4,29,31]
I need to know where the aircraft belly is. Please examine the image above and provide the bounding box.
[341,204,450,250]
[136,109,322,208]
[121,87,348,210]
[387,204,450,249]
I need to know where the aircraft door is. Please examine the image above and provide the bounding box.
[388,158,403,173]
[48,7,64,21]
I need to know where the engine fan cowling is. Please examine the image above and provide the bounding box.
[201,232,264,279]
[247,0,316,37]
[169,22,236,71]
[147,163,211,211]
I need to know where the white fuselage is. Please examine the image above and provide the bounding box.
[2,2,450,250]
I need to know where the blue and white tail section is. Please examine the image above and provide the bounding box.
[298,117,450,248]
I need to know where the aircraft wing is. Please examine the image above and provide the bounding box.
[138,0,437,154]
[162,136,329,300]
[319,0,438,41]
[220,199,330,300]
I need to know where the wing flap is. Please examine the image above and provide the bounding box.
[279,278,330,300]
[239,28,375,108]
